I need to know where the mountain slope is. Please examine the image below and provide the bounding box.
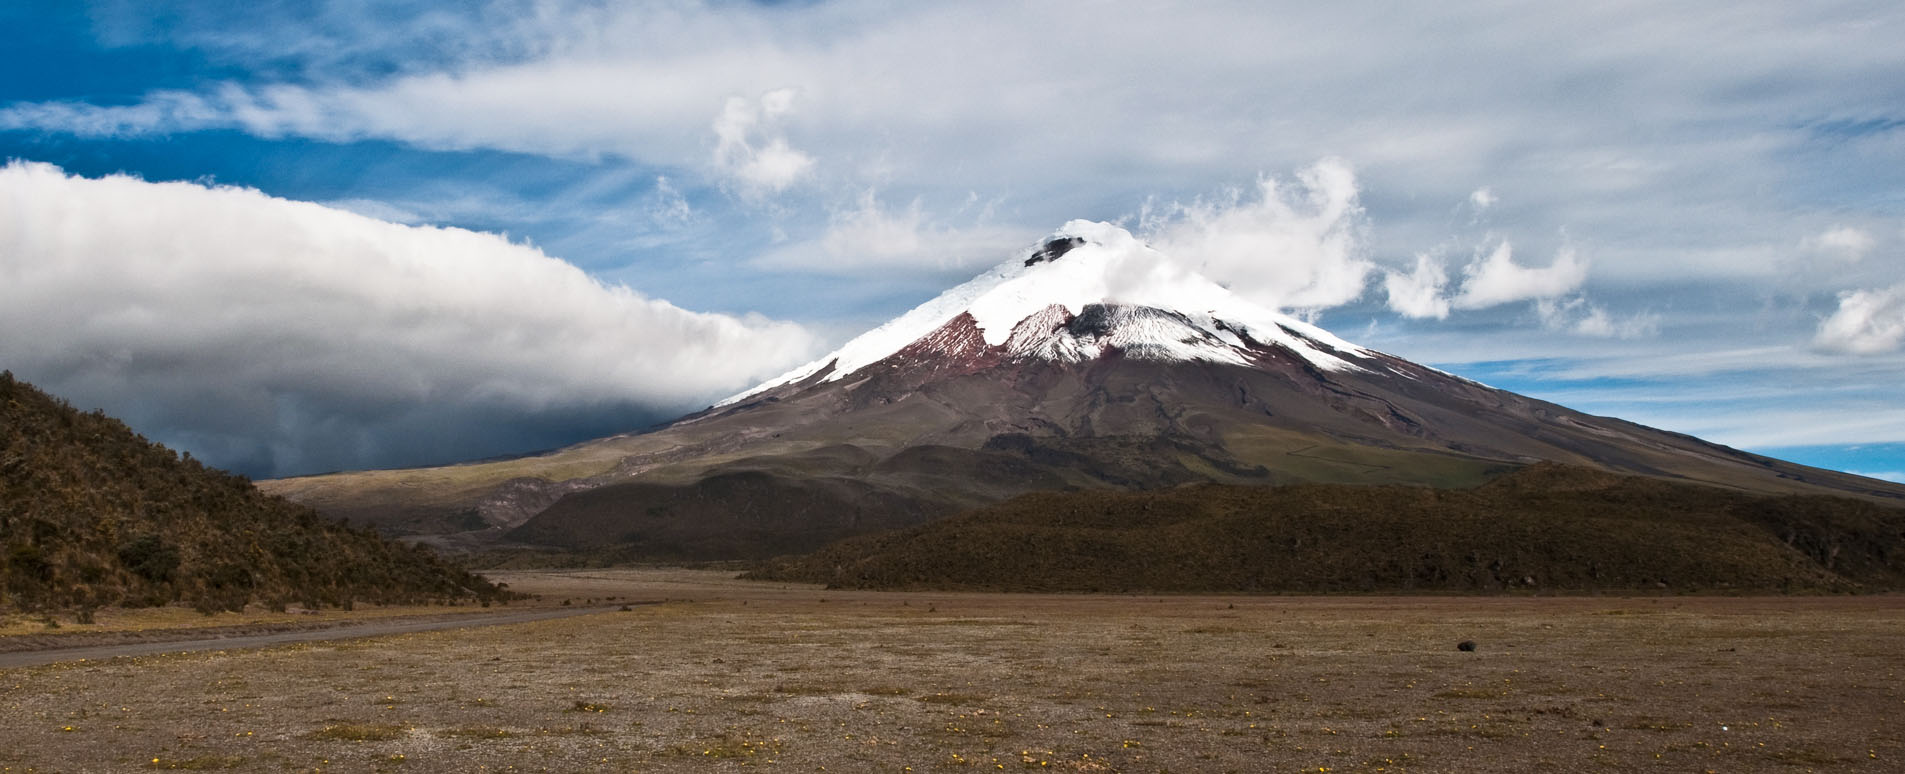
[0,371,507,613]
[261,222,1905,560]
[749,464,1905,593]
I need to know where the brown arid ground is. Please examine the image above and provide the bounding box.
[0,603,562,654]
[2,569,1902,773]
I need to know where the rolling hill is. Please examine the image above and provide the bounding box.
[1,371,508,614]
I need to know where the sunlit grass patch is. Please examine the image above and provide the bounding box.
[1181,625,1250,635]
[144,755,245,770]
[773,682,852,696]
[531,724,607,736]
[440,725,513,739]
[1765,746,1851,766]
[307,723,406,741]
[1432,687,1505,699]
[661,730,785,759]
[917,692,991,705]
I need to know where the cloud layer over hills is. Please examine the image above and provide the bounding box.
[0,161,814,476]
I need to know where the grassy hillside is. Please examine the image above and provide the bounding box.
[0,371,508,614]
[749,464,1905,593]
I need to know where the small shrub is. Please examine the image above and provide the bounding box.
[117,535,179,583]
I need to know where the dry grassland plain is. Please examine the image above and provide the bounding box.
[2,569,1901,773]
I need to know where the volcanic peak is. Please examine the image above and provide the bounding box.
[723,220,1374,406]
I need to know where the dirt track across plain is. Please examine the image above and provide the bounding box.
[0,604,628,669]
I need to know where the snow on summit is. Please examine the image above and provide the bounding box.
[721,220,1374,406]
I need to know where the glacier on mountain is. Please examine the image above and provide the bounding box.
[720,220,1375,406]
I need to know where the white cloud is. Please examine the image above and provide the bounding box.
[0,90,219,136]
[321,197,425,225]
[1670,406,1905,449]
[1382,254,1452,319]
[3,1,1904,464]
[0,162,817,475]
[1806,225,1876,261]
[824,191,926,259]
[1815,284,1905,354]
[1143,159,1372,311]
[1453,242,1589,310]
[713,89,815,196]
[3,3,1897,296]
[1537,297,1659,339]
[753,190,1033,275]
[1571,305,1661,339]
[1850,470,1905,483]
[645,176,695,226]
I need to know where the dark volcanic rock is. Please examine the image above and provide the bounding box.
[1025,236,1085,266]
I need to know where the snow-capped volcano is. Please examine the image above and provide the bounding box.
[723,220,1373,406]
[266,219,1905,560]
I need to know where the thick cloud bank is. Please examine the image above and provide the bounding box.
[0,162,816,477]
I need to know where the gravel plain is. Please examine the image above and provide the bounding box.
[2,569,1900,773]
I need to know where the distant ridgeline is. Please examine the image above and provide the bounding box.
[0,371,507,614]
[750,464,1905,594]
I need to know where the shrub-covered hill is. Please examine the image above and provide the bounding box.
[748,464,1905,593]
[1,371,507,614]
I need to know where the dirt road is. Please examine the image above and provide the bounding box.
[0,604,627,669]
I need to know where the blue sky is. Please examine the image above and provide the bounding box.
[2,1,1903,481]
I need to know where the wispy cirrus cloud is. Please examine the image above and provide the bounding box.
[752,189,1033,276]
